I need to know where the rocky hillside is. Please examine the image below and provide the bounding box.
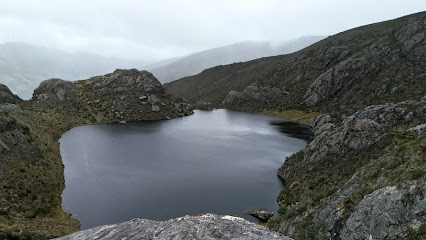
[0,84,22,104]
[55,214,291,240]
[0,69,193,239]
[165,12,425,116]
[165,11,426,239]
[271,99,426,239]
[32,69,193,122]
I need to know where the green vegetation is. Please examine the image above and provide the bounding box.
[264,110,320,125]
[268,128,426,239]
[406,224,426,240]
[0,105,82,239]
[0,69,193,239]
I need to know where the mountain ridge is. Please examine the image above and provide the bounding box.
[150,37,325,83]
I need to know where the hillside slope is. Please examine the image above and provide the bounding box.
[0,70,192,239]
[165,12,425,115]
[166,11,426,240]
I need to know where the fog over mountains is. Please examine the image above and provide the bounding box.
[149,36,325,83]
[0,42,148,99]
[0,36,324,99]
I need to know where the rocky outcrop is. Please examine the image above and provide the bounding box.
[339,185,426,240]
[278,112,388,180]
[32,69,193,121]
[343,103,415,126]
[55,214,292,240]
[87,69,163,97]
[0,84,22,104]
[273,98,426,239]
[33,78,76,106]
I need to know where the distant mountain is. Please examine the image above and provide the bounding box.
[149,37,325,83]
[148,41,274,83]
[0,42,148,99]
[144,55,185,70]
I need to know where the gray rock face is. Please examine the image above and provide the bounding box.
[344,103,414,126]
[222,90,243,104]
[151,105,160,112]
[276,98,426,239]
[86,69,193,121]
[298,118,384,165]
[55,214,292,240]
[410,123,426,132]
[279,111,388,180]
[90,69,163,97]
[33,78,76,106]
[0,84,23,104]
[340,185,426,240]
[395,19,426,60]
[303,54,375,106]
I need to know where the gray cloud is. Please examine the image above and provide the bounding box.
[1,0,424,62]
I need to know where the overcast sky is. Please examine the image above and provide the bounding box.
[1,0,424,62]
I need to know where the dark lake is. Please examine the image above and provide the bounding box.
[59,109,311,229]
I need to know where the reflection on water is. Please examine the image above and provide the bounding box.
[60,109,310,229]
[269,120,313,141]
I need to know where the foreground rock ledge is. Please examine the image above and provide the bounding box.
[54,214,292,240]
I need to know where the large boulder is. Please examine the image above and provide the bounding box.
[55,214,292,240]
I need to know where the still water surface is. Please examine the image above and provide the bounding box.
[60,109,311,229]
